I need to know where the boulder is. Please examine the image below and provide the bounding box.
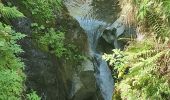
[102,16,136,49]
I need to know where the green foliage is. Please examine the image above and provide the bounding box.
[22,0,85,62]
[136,0,149,20]
[0,23,26,69]
[134,0,170,38]
[0,3,27,99]
[0,0,82,99]
[27,91,41,100]
[39,28,66,57]
[106,1,170,99]
[103,49,128,80]
[0,70,24,100]
[162,0,170,15]
[103,36,170,100]
[0,4,41,99]
[22,0,62,24]
[0,23,25,99]
[31,22,86,62]
[0,3,24,19]
[63,43,87,63]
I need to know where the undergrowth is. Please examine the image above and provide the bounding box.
[103,0,170,100]
[0,2,40,99]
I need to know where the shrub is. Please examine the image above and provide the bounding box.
[39,28,66,57]
[27,91,41,100]
[22,0,62,25]
[0,22,25,99]
[103,36,170,100]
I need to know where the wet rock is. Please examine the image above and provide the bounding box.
[6,0,107,99]
[10,17,67,100]
[102,17,136,49]
[58,16,103,99]
[68,59,103,100]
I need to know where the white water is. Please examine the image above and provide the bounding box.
[76,16,114,100]
[64,1,114,100]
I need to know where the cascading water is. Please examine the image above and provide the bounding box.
[76,17,114,100]
[64,0,115,100]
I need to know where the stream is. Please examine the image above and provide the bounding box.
[5,0,133,100]
[64,0,119,100]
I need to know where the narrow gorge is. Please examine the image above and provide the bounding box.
[1,0,170,100]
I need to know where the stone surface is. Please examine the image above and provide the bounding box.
[57,11,103,100]
[11,8,102,100]
[4,0,117,99]
[102,16,136,49]
[10,17,67,100]
[101,1,136,49]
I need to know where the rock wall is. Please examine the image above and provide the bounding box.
[56,11,103,100]
[2,0,104,99]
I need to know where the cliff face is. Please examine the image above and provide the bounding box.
[2,0,135,99]
[2,0,104,99]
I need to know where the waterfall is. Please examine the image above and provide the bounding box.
[64,0,114,100]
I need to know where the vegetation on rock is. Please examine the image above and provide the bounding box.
[103,0,170,100]
[0,3,25,99]
[1,0,170,99]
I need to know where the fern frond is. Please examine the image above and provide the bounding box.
[127,49,157,59]
[146,12,164,36]
[130,49,169,76]
[0,3,24,19]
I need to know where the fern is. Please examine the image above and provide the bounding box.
[0,3,25,98]
[106,0,170,99]
[39,28,66,57]
[108,48,170,100]
[135,0,170,38]
[104,36,170,100]
[27,91,41,100]
[0,3,24,19]
[162,0,170,16]
[22,0,62,25]
[146,12,166,37]
[130,50,167,76]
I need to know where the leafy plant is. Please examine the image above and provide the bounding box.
[103,35,170,100]
[103,49,128,80]
[39,28,66,57]
[136,0,149,20]
[106,0,170,99]
[0,3,26,99]
[0,3,24,19]
[22,0,62,25]
[0,70,24,100]
[134,0,170,38]
[162,0,170,15]
[0,23,26,69]
[27,91,41,100]
[0,17,25,100]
